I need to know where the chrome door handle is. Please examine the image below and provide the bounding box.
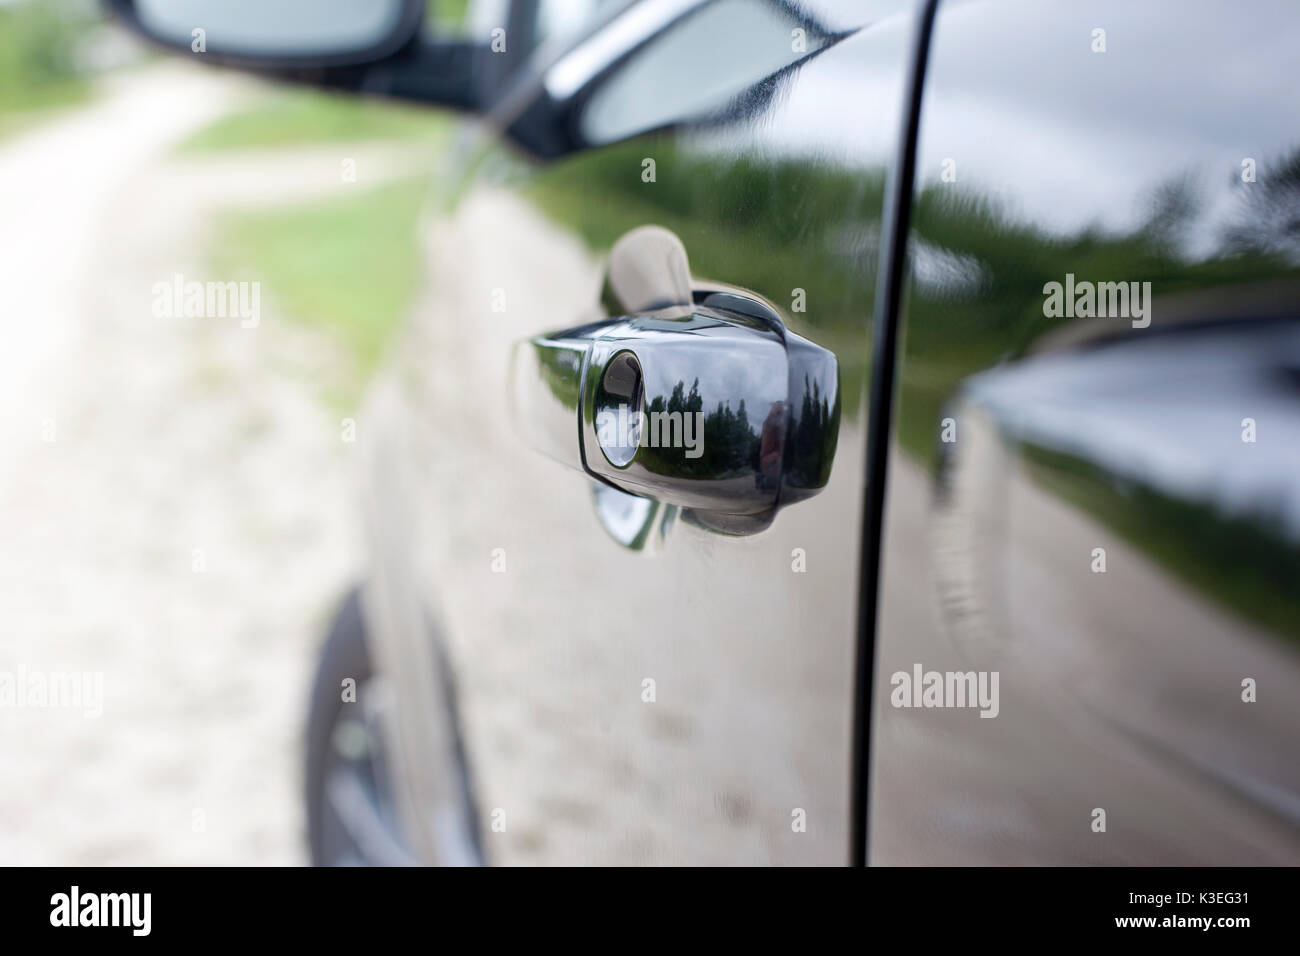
[512,226,840,535]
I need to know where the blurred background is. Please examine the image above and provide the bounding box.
[0,0,464,864]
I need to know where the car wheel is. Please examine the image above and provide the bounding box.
[305,588,419,866]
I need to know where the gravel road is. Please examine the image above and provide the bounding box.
[0,64,420,864]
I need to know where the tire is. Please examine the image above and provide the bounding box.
[304,588,416,865]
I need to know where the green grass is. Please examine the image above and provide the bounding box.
[193,91,454,407]
[430,0,471,29]
[177,88,449,154]
[210,174,431,407]
[0,0,95,138]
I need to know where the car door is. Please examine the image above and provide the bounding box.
[360,0,920,864]
[871,0,1300,863]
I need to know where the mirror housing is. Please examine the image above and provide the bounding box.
[112,0,425,68]
[103,0,534,114]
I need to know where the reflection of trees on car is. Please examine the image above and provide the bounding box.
[899,154,1300,468]
[787,373,835,490]
[637,378,762,481]
[526,139,887,407]
[911,146,1300,645]
[1223,146,1300,263]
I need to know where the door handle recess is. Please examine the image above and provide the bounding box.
[511,226,840,536]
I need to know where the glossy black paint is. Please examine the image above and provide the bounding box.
[501,0,851,159]
[397,0,915,863]
[104,0,1300,865]
[852,0,938,868]
[870,0,1300,863]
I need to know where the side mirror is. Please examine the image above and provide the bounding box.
[103,0,532,113]
[111,0,424,67]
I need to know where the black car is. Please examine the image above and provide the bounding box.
[110,0,1300,866]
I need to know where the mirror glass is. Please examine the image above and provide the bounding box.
[579,0,831,145]
[133,0,414,60]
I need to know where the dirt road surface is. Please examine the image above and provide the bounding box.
[0,64,422,864]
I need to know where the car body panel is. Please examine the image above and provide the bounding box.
[361,0,918,864]
[870,0,1300,863]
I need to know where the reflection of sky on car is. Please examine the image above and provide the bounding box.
[912,0,1300,253]
[963,321,1300,541]
[731,0,910,170]
[709,0,1300,259]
